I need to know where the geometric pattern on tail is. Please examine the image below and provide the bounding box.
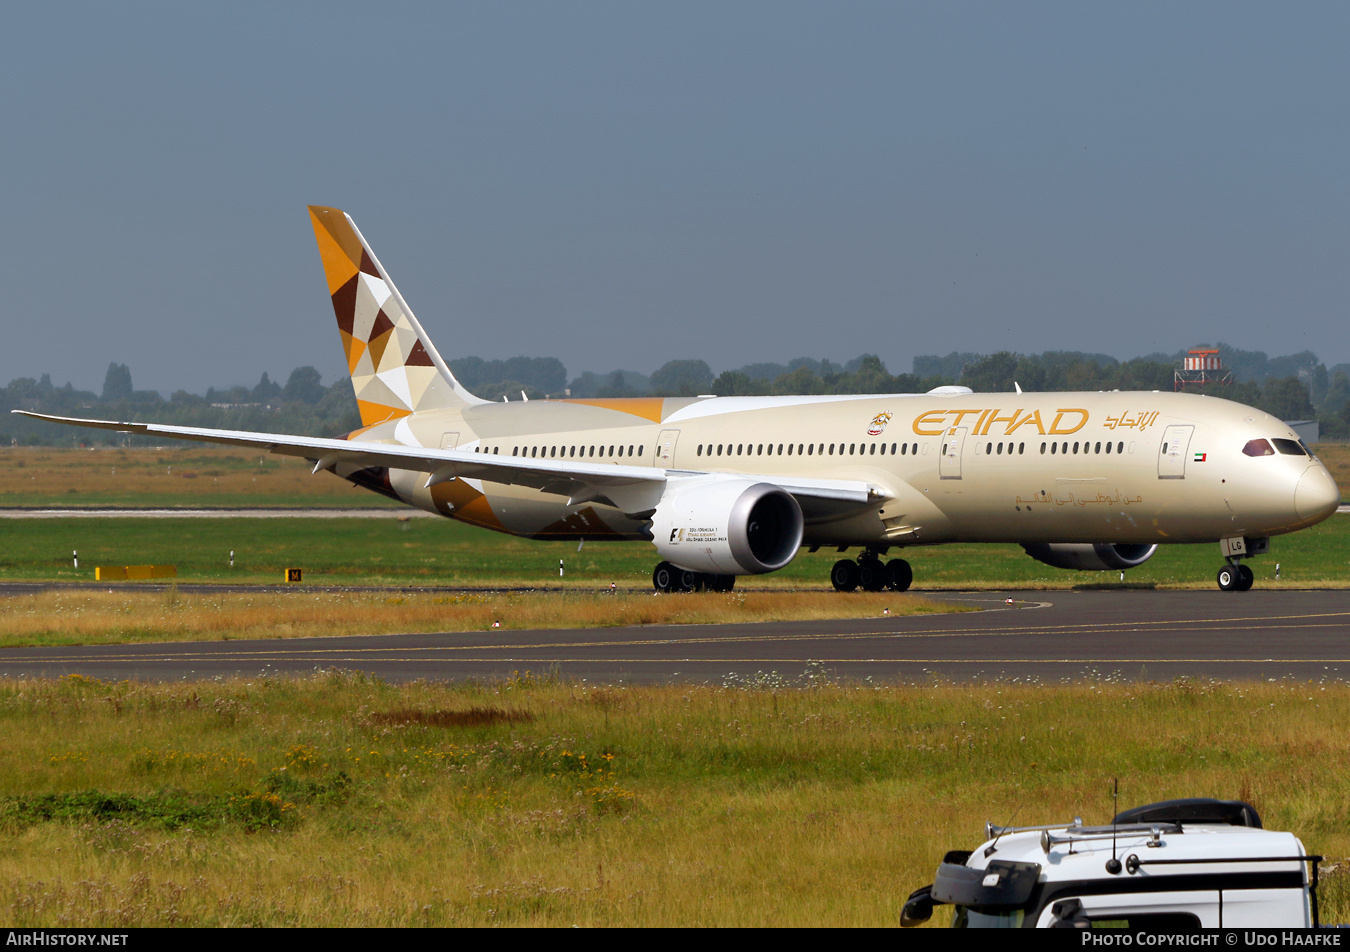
[308,205,470,428]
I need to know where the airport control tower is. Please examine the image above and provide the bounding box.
[1174,348,1232,391]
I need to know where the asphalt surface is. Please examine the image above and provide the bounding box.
[3,589,1350,684]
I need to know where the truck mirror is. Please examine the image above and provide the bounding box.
[900,885,936,927]
[1048,898,1090,929]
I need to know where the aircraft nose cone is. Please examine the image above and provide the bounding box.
[1295,465,1340,525]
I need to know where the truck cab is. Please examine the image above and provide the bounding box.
[901,798,1323,929]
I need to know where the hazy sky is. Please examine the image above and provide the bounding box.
[4,3,1347,395]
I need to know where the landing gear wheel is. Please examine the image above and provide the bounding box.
[677,568,697,592]
[1236,564,1254,591]
[886,558,913,592]
[831,559,860,592]
[653,562,676,593]
[858,558,887,592]
[709,575,736,592]
[1217,565,1240,591]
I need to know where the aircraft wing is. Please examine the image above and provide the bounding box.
[12,412,877,517]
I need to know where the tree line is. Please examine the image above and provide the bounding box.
[4,342,1348,446]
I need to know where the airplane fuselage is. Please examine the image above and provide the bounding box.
[344,388,1339,550]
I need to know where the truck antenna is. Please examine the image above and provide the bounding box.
[1105,777,1123,874]
[984,804,1022,857]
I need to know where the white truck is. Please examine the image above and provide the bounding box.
[901,798,1325,929]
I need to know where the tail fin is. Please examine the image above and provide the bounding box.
[308,205,486,427]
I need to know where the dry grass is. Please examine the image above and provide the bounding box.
[0,588,965,648]
[0,673,1346,926]
[0,445,389,506]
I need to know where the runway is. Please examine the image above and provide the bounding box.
[2,589,1349,684]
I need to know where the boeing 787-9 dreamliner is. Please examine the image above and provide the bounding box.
[17,207,1342,592]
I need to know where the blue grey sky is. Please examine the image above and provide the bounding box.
[4,2,1347,395]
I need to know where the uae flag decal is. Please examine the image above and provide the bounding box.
[1193,452,1207,462]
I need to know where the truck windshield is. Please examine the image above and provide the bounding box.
[951,906,1025,928]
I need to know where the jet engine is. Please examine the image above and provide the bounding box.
[1020,543,1158,572]
[649,478,804,575]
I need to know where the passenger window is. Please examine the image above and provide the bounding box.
[1050,443,1057,455]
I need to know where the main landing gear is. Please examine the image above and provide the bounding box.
[830,552,912,592]
[1216,561,1254,592]
[652,562,735,593]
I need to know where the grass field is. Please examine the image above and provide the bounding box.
[4,508,1348,590]
[0,445,401,509]
[0,672,1344,927]
[0,589,963,649]
[3,452,1346,928]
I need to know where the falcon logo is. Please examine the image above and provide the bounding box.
[867,412,892,436]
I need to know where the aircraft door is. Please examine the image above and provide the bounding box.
[439,432,460,450]
[1157,425,1194,479]
[940,427,967,479]
[656,429,680,467]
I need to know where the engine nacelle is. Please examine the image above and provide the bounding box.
[1020,543,1158,572]
[649,478,804,575]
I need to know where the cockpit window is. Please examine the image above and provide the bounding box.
[1242,439,1274,457]
[1272,438,1307,456]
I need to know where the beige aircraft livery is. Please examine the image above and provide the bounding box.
[18,207,1342,593]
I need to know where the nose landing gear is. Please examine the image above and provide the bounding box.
[1217,561,1254,592]
[830,552,912,592]
[1216,537,1268,591]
